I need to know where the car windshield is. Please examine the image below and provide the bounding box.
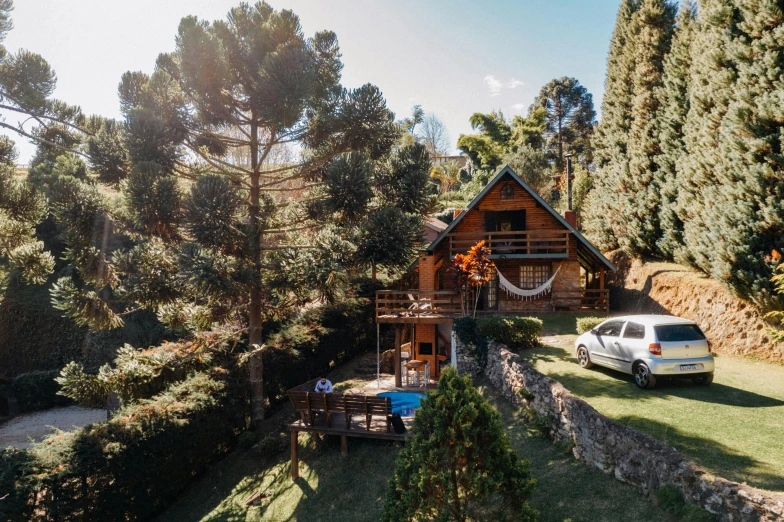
[654,324,705,342]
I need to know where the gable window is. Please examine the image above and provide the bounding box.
[500,183,514,200]
[519,265,550,290]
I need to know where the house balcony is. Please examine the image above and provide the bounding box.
[375,288,609,323]
[446,230,569,259]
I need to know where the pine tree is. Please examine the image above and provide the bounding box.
[584,0,639,251]
[529,77,596,172]
[620,0,677,256]
[381,367,537,522]
[654,1,697,259]
[676,0,741,272]
[693,0,784,307]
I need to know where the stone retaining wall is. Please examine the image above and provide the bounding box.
[483,342,784,522]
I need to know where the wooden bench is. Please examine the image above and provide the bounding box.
[288,391,392,432]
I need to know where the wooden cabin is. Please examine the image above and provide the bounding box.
[376,165,616,383]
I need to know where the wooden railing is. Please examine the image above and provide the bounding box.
[376,290,462,320]
[447,230,569,258]
[555,289,610,313]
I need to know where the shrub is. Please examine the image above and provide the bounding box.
[453,316,488,367]
[238,430,259,450]
[258,435,283,458]
[0,368,247,521]
[576,316,609,334]
[476,316,543,349]
[11,370,73,412]
[382,367,538,522]
[654,486,713,522]
[263,296,375,409]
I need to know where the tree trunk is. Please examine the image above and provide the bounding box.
[248,116,265,429]
[371,261,377,282]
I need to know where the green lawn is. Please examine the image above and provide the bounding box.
[158,355,671,522]
[527,314,784,493]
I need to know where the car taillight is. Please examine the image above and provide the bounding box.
[707,340,712,352]
[649,343,661,356]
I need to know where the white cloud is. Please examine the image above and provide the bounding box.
[484,75,525,96]
[511,103,525,111]
[484,75,502,96]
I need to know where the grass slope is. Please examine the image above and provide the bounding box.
[529,314,784,493]
[159,353,670,522]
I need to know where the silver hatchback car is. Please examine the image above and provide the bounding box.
[574,315,715,389]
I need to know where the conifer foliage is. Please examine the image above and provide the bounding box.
[382,367,537,522]
[586,0,784,308]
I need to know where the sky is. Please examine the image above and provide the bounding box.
[2,0,620,164]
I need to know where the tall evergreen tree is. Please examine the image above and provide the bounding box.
[584,0,639,251]
[60,2,398,429]
[654,1,697,259]
[693,0,784,307]
[620,0,677,256]
[529,76,596,172]
[676,0,741,273]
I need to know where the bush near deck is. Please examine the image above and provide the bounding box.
[477,316,543,349]
[0,368,247,522]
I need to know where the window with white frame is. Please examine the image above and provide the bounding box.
[519,265,550,290]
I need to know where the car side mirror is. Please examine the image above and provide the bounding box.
[590,329,598,335]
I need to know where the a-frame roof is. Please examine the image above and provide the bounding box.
[427,165,616,272]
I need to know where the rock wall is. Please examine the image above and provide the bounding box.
[610,252,784,362]
[484,343,784,522]
[454,334,481,378]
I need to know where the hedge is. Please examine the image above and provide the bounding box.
[576,316,609,335]
[0,368,247,521]
[263,295,376,408]
[476,316,543,350]
[9,370,73,412]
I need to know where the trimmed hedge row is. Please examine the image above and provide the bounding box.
[0,368,247,521]
[476,316,543,350]
[9,370,72,412]
[576,316,609,335]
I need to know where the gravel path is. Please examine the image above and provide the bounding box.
[0,406,105,449]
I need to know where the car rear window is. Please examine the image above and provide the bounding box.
[623,322,645,339]
[654,324,705,342]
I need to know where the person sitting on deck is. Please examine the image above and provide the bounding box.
[314,377,333,393]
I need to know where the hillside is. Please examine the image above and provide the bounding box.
[611,252,784,363]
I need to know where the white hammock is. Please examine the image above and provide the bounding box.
[496,264,562,301]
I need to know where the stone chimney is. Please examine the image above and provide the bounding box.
[564,210,577,228]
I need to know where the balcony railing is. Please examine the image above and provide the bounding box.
[447,230,569,258]
[376,290,462,321]
[375,288,609,319]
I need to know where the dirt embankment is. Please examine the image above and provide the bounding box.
[610,252,784,363]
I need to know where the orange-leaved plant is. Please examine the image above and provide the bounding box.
[448,241,495,318]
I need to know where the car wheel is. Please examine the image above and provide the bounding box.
[692,372,714,386]
[577,346,593,369]
[633,363,657,389]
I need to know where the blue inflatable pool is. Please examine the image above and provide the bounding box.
[377,391,426,417]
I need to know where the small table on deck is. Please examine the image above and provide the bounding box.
[405,360,428,386]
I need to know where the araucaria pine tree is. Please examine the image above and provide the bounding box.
[382,367,537,522]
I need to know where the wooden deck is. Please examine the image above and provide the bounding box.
[288,411,414,480]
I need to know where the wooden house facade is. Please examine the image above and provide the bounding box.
[376,165,616,383]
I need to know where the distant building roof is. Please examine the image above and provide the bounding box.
[432,155,468,168]
[424,216,448,232]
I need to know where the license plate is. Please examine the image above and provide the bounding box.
[680,364,698,371]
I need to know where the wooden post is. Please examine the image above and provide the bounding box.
[291,431,299,480]
[341,435,348,457]
[394,325,402,388]
[599,268,607,313]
